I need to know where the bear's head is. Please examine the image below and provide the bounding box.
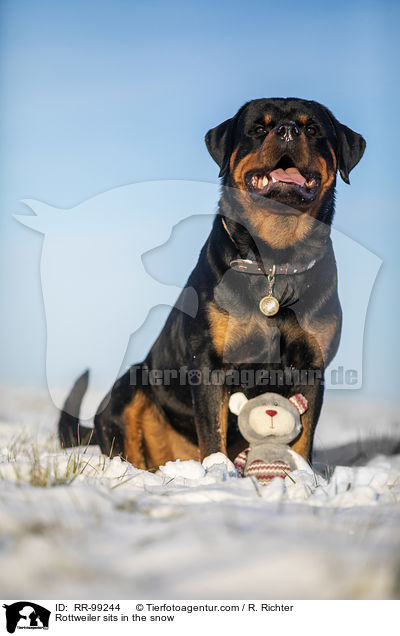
[229,392,308,445]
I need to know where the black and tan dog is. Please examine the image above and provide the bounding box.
[59,97,365,468]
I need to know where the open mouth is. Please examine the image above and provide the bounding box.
[245,156,320,204]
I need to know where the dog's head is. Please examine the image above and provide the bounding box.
[205,98,366,248]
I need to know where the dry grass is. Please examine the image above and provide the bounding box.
[0,431,109,487]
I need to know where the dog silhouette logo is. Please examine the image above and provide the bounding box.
[14,180,381,413]
[2,602,50,633]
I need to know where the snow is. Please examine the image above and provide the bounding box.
[0,387,399,600]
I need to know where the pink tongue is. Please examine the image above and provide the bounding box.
[269,167,306,186]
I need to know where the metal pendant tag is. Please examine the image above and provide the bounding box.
[260,265,279,316]
[259,295,280,316]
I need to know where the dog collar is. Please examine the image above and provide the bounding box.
[221,216,318,276]
[221,215,321,316]
[229,258,316,276]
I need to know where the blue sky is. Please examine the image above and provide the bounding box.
[0,0,399,402]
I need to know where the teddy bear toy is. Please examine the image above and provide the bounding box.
[229,391,312,485]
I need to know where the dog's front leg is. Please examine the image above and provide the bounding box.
[290,375,324,462]
[188,368,229,460]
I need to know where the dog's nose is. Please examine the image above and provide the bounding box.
[275,121,300,142]
[266,409,277,417]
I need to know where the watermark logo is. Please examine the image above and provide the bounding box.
[2,603,50,633]
[129,365,359,388]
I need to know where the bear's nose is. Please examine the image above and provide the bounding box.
[266,409,277,417]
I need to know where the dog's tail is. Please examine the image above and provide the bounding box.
[58,370,98,447]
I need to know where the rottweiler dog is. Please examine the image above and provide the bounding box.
[59,98,365,468]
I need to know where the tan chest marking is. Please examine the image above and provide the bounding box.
[208,299,339,369]
[301,315,340,364]
[208,303,272,358]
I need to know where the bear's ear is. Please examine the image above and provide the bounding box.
[229,392,248,415]
[289,394,308,415]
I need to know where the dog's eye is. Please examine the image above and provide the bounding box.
[305,125,318,136]
[253,125,267,136]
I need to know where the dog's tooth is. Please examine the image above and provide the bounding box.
[262,176,269,188]
[271,176,277,183]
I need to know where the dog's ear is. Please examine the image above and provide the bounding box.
[320,106,366,184]
[205,117,236,178]
[205,103,249,177]
[334,121,366,184]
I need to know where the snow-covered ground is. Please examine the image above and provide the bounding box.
[0,387,399,600]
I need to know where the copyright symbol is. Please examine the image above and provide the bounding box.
[136,604,144,611]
